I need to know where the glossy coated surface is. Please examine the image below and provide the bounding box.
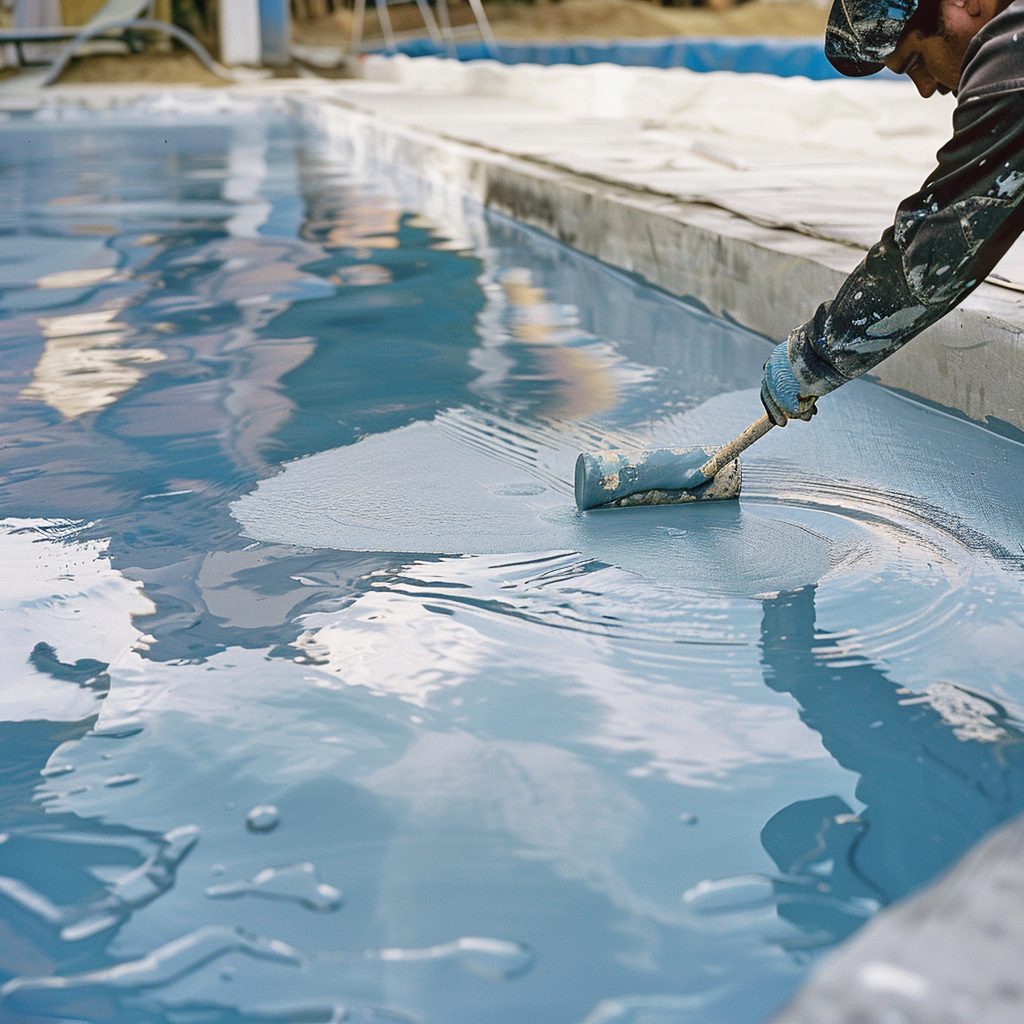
[1,101,1023,1024]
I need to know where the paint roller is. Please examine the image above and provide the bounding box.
[575,414,774,510]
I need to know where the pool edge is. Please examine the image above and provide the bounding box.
[303,85,1024,436]
[766,808,1024,1023]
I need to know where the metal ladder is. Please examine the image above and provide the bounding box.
[350,0,497,59]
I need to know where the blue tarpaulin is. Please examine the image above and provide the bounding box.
[375,36,887,80]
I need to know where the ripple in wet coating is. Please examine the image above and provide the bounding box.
[206,863,342,912]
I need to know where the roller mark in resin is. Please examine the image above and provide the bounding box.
[683,873,880,919]
[206,863,342,912]
[0,825,199,942]
[1,925,302,1015]
[577,989,732,1024]
[322,936,534,981]
[683,874,778,913]
[104,773,140,787]
[90,717,143,738]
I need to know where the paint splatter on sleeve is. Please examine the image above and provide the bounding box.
[786,86,1024,398]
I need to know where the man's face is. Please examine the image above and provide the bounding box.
[884,0,1002,95]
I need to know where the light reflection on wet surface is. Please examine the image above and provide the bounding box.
[1,100,1024,1024]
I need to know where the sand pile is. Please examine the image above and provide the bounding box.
[54,51,226,85]
[298,0,829,46]
[492,0,829,40]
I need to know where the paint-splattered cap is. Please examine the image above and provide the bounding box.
[825,0,919,76]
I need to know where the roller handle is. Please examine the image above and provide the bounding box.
[698,414,774,481]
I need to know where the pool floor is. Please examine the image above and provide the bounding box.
[1,99,1023,1024]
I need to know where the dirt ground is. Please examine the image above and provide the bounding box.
[308,0,830,44]
[42,0,829,86]
[500,0,827,37]
[53,51,227,85]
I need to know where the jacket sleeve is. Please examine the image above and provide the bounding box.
[786,86,1024,398]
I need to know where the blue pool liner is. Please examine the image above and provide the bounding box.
[372,36,898,80]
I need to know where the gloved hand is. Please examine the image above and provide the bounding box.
[760,341,818,426]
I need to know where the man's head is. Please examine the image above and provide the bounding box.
[826,0,1006,93]
[826,0,921,77]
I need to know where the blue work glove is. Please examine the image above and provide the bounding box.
[760,342,818,426]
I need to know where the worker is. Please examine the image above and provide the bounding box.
[760,0,1024,426]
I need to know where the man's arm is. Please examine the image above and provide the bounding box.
[762,83,1024,423]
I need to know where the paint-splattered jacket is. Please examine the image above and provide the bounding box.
[788,2,1024,397]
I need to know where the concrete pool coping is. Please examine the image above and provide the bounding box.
[1,67,1022,1022]
[767,808,1024,1024]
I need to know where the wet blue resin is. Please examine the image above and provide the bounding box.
[1,103,1023,1024]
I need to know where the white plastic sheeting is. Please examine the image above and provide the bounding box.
[360,54,955,163]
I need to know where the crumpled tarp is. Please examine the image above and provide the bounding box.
[358,55,1024,289]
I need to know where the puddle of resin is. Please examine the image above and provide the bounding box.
[1,99,1023,1024]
